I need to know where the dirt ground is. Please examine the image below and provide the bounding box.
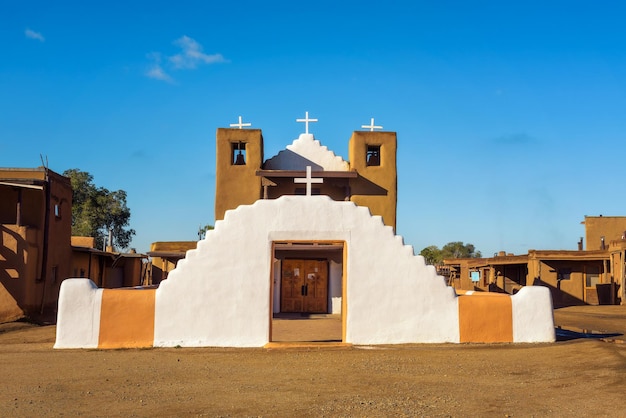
[1,306,625,417]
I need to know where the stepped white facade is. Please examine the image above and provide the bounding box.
[55,126,555,349]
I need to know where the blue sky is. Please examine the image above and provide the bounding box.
[2,1,626,255]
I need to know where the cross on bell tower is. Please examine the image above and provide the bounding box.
[230,115,251,129]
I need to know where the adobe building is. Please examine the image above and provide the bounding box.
[71,237,148,288]
[0,167,72,323]
[443,215,625,307]
[215,120,396,231]
[147,241,198,285]
[55,115,555,348]
[0,167,149,324]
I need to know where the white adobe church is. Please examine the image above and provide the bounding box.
[54,114,555,348]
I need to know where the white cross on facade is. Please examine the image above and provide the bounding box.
[230,115,252,129]
[294,166,323,196]
[361,117,383,131]
[296,111,318,134]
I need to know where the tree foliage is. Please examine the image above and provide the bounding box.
[64,169,135,250]
[420,242,482,265]
[197,224,214,240]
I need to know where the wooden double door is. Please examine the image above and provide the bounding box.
[280,259,328,313]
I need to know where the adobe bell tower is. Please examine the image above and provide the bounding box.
[348,130,397,230]
[214,127,264,221]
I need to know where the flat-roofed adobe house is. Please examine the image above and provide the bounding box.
[56,115,555,349]
[147,241,198,285]
[443,215,624,307]
[71,236,148,288]
[0,167,72,323]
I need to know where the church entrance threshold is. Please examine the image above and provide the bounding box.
[270,241,345,343]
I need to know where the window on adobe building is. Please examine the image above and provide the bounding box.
[366,145,380,166]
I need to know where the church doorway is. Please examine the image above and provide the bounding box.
[270,241,345,343]
[280,259,329,313]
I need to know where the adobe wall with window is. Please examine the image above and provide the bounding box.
[527,251,609,307]
[215,128,398,230]
[0,168,72,322]
[348,131,397,230]
[214,128,264,221]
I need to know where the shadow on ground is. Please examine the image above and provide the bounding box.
[555,327,623,342]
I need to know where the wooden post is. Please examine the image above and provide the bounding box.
[16,188,22,226]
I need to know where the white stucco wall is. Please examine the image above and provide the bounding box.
[153,196,460,347]
[329,260,342,314]
[54,279,103,349]
[263,134,349,171]
[511,286,556,342]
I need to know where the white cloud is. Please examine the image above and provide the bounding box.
[145,52,174,83]
[25,28,45,42]
[145,36,226,83]
[168,35,226,69]
[146,64,174,83]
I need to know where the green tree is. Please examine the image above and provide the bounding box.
[197,224,214,240]
[420,245,443,265]
[420,242,482,265]
[64,169,135,250]
[441,241,482,259]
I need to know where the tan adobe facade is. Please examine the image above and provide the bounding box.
[582,215,626,250]
[71,236,148,288]
[147,241,198,285]
[443,216,626,307]
[0,167,72,322]
[1,167,148,323]
[214,128,397,230]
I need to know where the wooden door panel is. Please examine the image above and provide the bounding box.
[281,259,304,313]
[281,259,328,314]
[303,260,328,313]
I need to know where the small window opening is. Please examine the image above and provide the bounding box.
[54,204,60,218]
[232,142,246,165]
[366,145,380,166]
[557,268,571,281]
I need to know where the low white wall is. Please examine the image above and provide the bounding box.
[55,196,555,348]
[512,286,556,342]
[54,279,102,349]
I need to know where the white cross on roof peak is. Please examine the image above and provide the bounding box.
[296,111,318,135]
[294,166,323,196]
[362,117,383,132]
[230,116,252,129]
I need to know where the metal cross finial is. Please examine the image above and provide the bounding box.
[296,111,318,135]
[294,166,323,196]
[362,117,383,132]
[230,115,252,129]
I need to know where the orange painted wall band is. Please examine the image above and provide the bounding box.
[98,289,156,349]
[458,294,513,343]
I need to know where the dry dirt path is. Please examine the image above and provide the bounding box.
[0,306,625,417]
